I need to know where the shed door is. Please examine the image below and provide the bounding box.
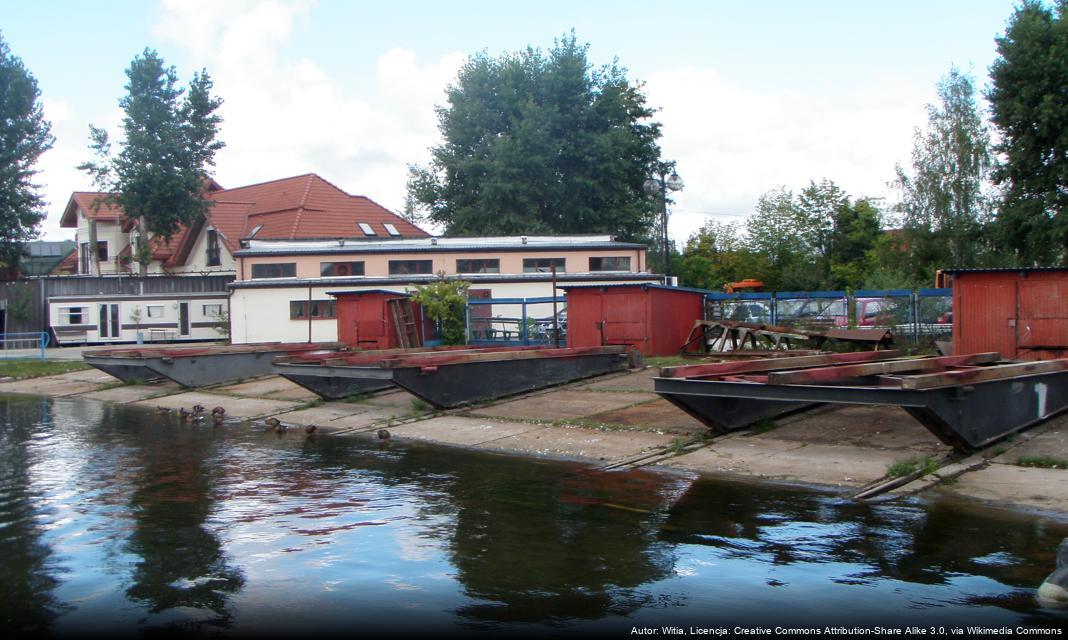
[957,280,1016,357]
[601,290,647,344]
[468,289,492,339]
[1017,280,1068,349]
[354,296,389,348]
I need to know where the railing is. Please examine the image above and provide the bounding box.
[0,332,49,360]
[465,296,567,346]
[707,289,952,344]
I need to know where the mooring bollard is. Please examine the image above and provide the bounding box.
[1038,538,1068,607]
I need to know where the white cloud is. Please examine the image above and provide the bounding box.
[153,0,461,212]
[644,65,932,245]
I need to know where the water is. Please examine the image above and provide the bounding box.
[1,394,1066,638]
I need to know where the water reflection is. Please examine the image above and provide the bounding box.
[0,396,68,634]
[121,415,244,627]
[1,394,1067,636]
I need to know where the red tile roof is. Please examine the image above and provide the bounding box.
[60,193,124,227]
[59,173,428,267]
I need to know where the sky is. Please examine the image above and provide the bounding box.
[2,0,1021,245]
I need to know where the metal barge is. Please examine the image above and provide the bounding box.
[275,345,633,408]
[271,346,513,399]
[654,351,1068,452]
[84,342,343,387]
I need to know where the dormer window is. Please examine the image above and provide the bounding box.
[248,224,263,239]
[383,223,400,237]
[358,222,376,236]
[206,229,221,266]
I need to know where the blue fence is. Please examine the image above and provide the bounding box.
[465,296,566,346]
[0,332,48,360]
[707,289,952,342]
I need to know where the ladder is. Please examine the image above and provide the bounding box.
[388,298,422,348]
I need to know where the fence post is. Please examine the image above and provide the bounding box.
[520,300,528,345]
[39,331,46,360]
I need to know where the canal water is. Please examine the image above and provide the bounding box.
[2,394,1067,638]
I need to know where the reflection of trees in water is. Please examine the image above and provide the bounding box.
[441,458,681,625]
[297,438,684,626]
[0,396,70,634]
[661,479,1068,614]
[120,410,244,627]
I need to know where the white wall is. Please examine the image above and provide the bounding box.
[228,277,659,344]
[171,226,236,274]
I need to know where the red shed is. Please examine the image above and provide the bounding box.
[942,267,1068,360]
[329,289,430,349]
[561,283,706,356]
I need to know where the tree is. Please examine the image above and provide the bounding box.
[0,32,53,273]
[988,0,1068,264]
[407,32,663,240]
[892,67,993,278]
[678,220,767,291]
[80,48,223,274]
[409,276,471,345]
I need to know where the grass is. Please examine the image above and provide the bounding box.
[0,359,90,380]
[887,454,940,478]
[749,418,779,434]
[410,398,430,413]
[1017,455,1068,470]
[342,392,372,404]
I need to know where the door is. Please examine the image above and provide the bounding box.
[178,302,190,337]
[98,303,121,340]
[601,290,647,346]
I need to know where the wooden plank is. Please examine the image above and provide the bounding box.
[766,352,1001,385]
[383,345,627,368]
[660,349,903,379]
[898,358,1068,390]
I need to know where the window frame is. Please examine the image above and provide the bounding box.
[388,259,433,276]
[202,303,223,317]
[250,262,297,279]
[522,257,566,273]
[289,299,337,320]
[320,261,366,277]
[58,306,88,325]
[589,256,631,272]
[146,305,164,319]
[206,229,221,267]
[456,258,500,274]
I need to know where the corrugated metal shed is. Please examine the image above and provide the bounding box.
[949,268,1068,360]
[561,283,706,356]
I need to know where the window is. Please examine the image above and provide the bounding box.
[250,262,296,278]
[320,261,365,277]
[203,304,223,317]
[58,306,87,325]
[383,223,400,237]
[456,258,500,274]
[289,300,337,320]
[206,229,221,266]
[147,305,164,318]
[358,222,376,236]
[389,260,433,276]
[523,257,566,273]
[589,256,631,272]
[247,224,263,239]
[96,241,108,262]
[79,243,89,273]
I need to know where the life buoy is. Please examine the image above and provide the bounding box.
[334,263,351,276]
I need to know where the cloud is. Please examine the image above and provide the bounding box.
[153,0,462,212]
[644,65,931,244]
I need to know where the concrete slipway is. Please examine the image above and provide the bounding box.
[4,364,1068,519]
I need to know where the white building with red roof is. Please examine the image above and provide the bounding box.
[58,174,428,275]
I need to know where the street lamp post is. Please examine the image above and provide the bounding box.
[644,168,684,286]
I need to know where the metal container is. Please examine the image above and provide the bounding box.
[562,283,706,356]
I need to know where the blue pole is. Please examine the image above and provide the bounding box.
[521,300,528,345]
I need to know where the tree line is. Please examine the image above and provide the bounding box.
[0,1,1065,289]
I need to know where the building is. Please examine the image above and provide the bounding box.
[58,174,427,276]
[229,235,658,343]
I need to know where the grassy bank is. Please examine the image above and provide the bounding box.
[0,359,91,380]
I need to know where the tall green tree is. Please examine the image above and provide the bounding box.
[892,67,993,278]
[407,32,663,240]
[988,0,1068,264]
[80,48,223,274]
[0,32,53,273]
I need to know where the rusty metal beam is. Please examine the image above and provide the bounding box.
[897,358,1068,390]
[660,350,903,379]
[766,352,1000,385]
